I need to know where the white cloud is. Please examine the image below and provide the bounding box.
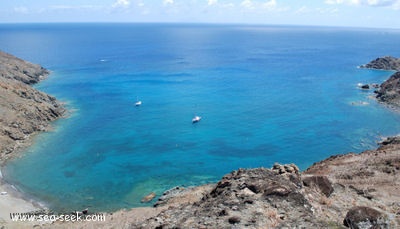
[325,0,400,8]
[394,1,400,9]
[325,0,359,5]
[296,6,311,14]
[49,5,103,11]
[241,0,276,10]
[241,0,254,9]
[296,5,338,14]
[208,0,218,6]
[14,7,28,14]
[112,0,131,8]
[163,0,174,5]
[263,0,277,9]
[365,0,399,6]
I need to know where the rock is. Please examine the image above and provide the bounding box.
[361,84,370,89]
[375,71,400,107]
[131,167,324,228]
[228,216,241,224]
[141,192,157,203]
[361,56,400,108]
[303,176,334,197]
[379,136,400,146]
[284,164,294,173]
[343,206,389,229]
[155,186,185,205]
[272,163,299,175]
[360,56,400,71]
[0,51,49,85]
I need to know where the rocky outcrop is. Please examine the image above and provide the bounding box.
[360,56,400,108]
[0,51,50,85]
[302,175,334,197]
[375,71,400,107]
[0,51,65,160]
[129,136,400,228]
[133,166,329,229]
[343,206,389,229]
[360,56,400,71]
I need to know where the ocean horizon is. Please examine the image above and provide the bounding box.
[1,23,400,212]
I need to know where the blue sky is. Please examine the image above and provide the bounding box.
[1,0,400,28]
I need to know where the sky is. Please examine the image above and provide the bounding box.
[1,0,400,28]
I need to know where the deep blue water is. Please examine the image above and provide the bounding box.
[1,23,400,212]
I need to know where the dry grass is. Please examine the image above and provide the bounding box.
[265,209,280,228]
[319,196,333,207]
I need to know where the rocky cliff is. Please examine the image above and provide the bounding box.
[0,51,65,161]
[360,56,400,71]
[376,71,400,107]
[361,56,400,108]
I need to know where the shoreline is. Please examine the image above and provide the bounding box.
[0,169,46,226]
[0,50,66,226]
[1,53,399,227]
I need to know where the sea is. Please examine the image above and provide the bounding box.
[1,23,400,212]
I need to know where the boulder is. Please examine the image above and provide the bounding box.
[343,206,389,229]
[361,84,370,89]
[303,176,334,197]
[141,192,156,203]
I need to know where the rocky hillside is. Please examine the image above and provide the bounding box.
[375,71,400,107]
[0,51,65,161]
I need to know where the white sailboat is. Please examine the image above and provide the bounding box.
[192,115,201,123]
[135,97,142,106]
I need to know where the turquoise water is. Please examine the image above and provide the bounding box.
[1,24,400,212]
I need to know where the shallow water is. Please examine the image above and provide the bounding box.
[1,24,400,212]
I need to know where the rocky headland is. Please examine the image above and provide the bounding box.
[360,56,400,71]
[361,56,400,108]
[376,71,400,107]
[0,51,65,161]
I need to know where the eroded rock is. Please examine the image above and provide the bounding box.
[303,175,334,197]
[343,206,389,229]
